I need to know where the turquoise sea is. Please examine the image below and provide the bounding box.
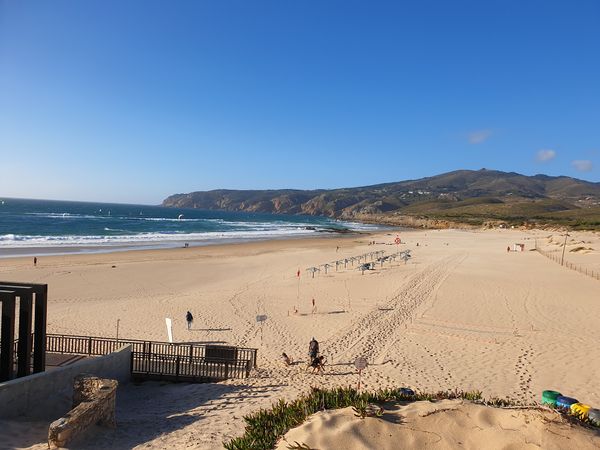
[0,198,382,257]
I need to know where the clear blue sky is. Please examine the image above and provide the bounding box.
[1,1,598,204]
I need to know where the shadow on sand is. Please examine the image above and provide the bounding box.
[296,310,347,316]
[193,328,232,332]
[324,370,356,376]
[78,382,283,449]
[379,402,405,425]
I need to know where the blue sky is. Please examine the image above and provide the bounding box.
[1,1,598,204]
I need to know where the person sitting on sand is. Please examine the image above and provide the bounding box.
[309,355,325,374]
[281,352,293,366]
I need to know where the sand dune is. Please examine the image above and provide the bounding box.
[1,228,599,448]
[276,400,600,450]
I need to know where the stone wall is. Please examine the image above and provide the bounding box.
[48,375,118,449]
[0,345,131,420]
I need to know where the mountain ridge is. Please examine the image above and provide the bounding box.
[162,169,600,229]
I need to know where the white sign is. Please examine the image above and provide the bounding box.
[165,318,173,343]
[256,315,267,323]
[354,356,368,371]
[354,356,368,390]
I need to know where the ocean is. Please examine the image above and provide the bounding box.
[0,198,382,257]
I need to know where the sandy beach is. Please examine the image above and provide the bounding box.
[2,228,600,449]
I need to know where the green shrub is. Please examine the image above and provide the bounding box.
[223,387,507,450]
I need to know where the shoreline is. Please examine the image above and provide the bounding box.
[0,229,397,266]
[0,228,392,261]
[0,197,390,260]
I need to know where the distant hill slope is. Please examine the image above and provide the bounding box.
[162,169,600,229]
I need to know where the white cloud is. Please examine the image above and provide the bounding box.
[536,149,556,162]
[467,129,492,144]
[571,160,593,172]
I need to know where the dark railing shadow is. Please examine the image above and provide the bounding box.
[79,382,281,449]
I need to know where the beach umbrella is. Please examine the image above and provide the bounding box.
[306,267,320,278]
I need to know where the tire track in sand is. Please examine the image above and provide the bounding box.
[325,253,466,365]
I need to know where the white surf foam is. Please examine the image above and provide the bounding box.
[0,229,319,248]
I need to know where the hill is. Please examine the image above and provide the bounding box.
[162,169,600,229]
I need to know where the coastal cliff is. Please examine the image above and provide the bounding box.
[163,169,600,229]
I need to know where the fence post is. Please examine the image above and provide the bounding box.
[224,361,229,380]
[175,356,180,381]
[88,336,92,355]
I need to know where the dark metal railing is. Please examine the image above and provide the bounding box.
[130,353,252,381]
[3,333,257,382]
[45,333,258,370]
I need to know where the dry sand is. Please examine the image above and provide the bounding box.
[276,399,600,449]
[1,228,599,449]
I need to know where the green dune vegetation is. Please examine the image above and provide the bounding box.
[223,386,600,450]
[392,198,600,229]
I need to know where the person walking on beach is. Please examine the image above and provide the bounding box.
[186,311,193,330]
[311,298,316,314]
[33,256,37,267]
[308,337,319,361]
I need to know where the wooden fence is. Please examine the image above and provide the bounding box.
[131,353,252,382]
[535,248,600,281]
[5,334,257,382]
[45,333,257,370]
